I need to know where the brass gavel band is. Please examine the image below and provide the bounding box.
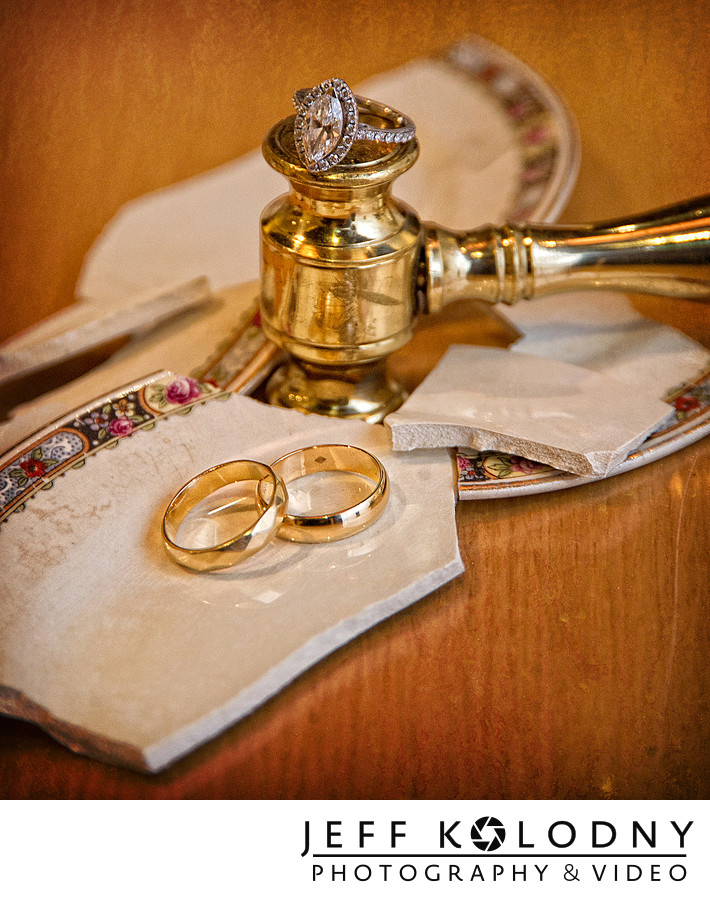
[162,460,287,572]
[423,195,710,311]
[270,444,390,543]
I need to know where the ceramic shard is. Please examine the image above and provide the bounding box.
[0,395,462,771]
[386,345,672,477]
[504,291,710,398]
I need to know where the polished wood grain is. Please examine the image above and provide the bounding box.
[1,0,709,798]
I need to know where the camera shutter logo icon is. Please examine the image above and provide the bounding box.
[471,816,506,851]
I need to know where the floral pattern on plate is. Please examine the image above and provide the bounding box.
[0,372,229,523]
[190,309,270,390]
[444,35,579,223]
[457,451,554,485]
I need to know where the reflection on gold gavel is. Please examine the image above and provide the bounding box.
[259,118,710,422]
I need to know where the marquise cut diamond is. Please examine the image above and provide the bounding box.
[303,92,344,163]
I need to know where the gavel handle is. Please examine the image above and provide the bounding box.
[423,195,710,312]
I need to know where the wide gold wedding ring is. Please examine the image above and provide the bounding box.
[271,444,389,543]
[162,459,287,572]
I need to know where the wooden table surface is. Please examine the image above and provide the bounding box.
[1,0,709,798]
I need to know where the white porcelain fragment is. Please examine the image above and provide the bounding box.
[0,281,265,456]
[504,291,710,397]
[0,278,210,387]
[386,345,673,477]
[0,396,462,771]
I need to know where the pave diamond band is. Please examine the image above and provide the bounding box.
[292,78,416,172]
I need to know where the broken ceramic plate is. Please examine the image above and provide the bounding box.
[0,393,462,772]
[386,345,673,477]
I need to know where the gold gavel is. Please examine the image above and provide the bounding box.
[260,117,710,422]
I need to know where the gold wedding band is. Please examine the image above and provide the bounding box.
[271,444,389,543]
[162,459,287,572]
[162,445,390,569]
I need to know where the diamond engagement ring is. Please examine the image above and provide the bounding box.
[292,78,416,172]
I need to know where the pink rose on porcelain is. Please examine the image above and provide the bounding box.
[165,376,202,405]
[108,416,134,437]
[510,456,541,474]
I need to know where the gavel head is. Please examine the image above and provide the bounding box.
[260,91,710,424]
[260,115,422,422]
